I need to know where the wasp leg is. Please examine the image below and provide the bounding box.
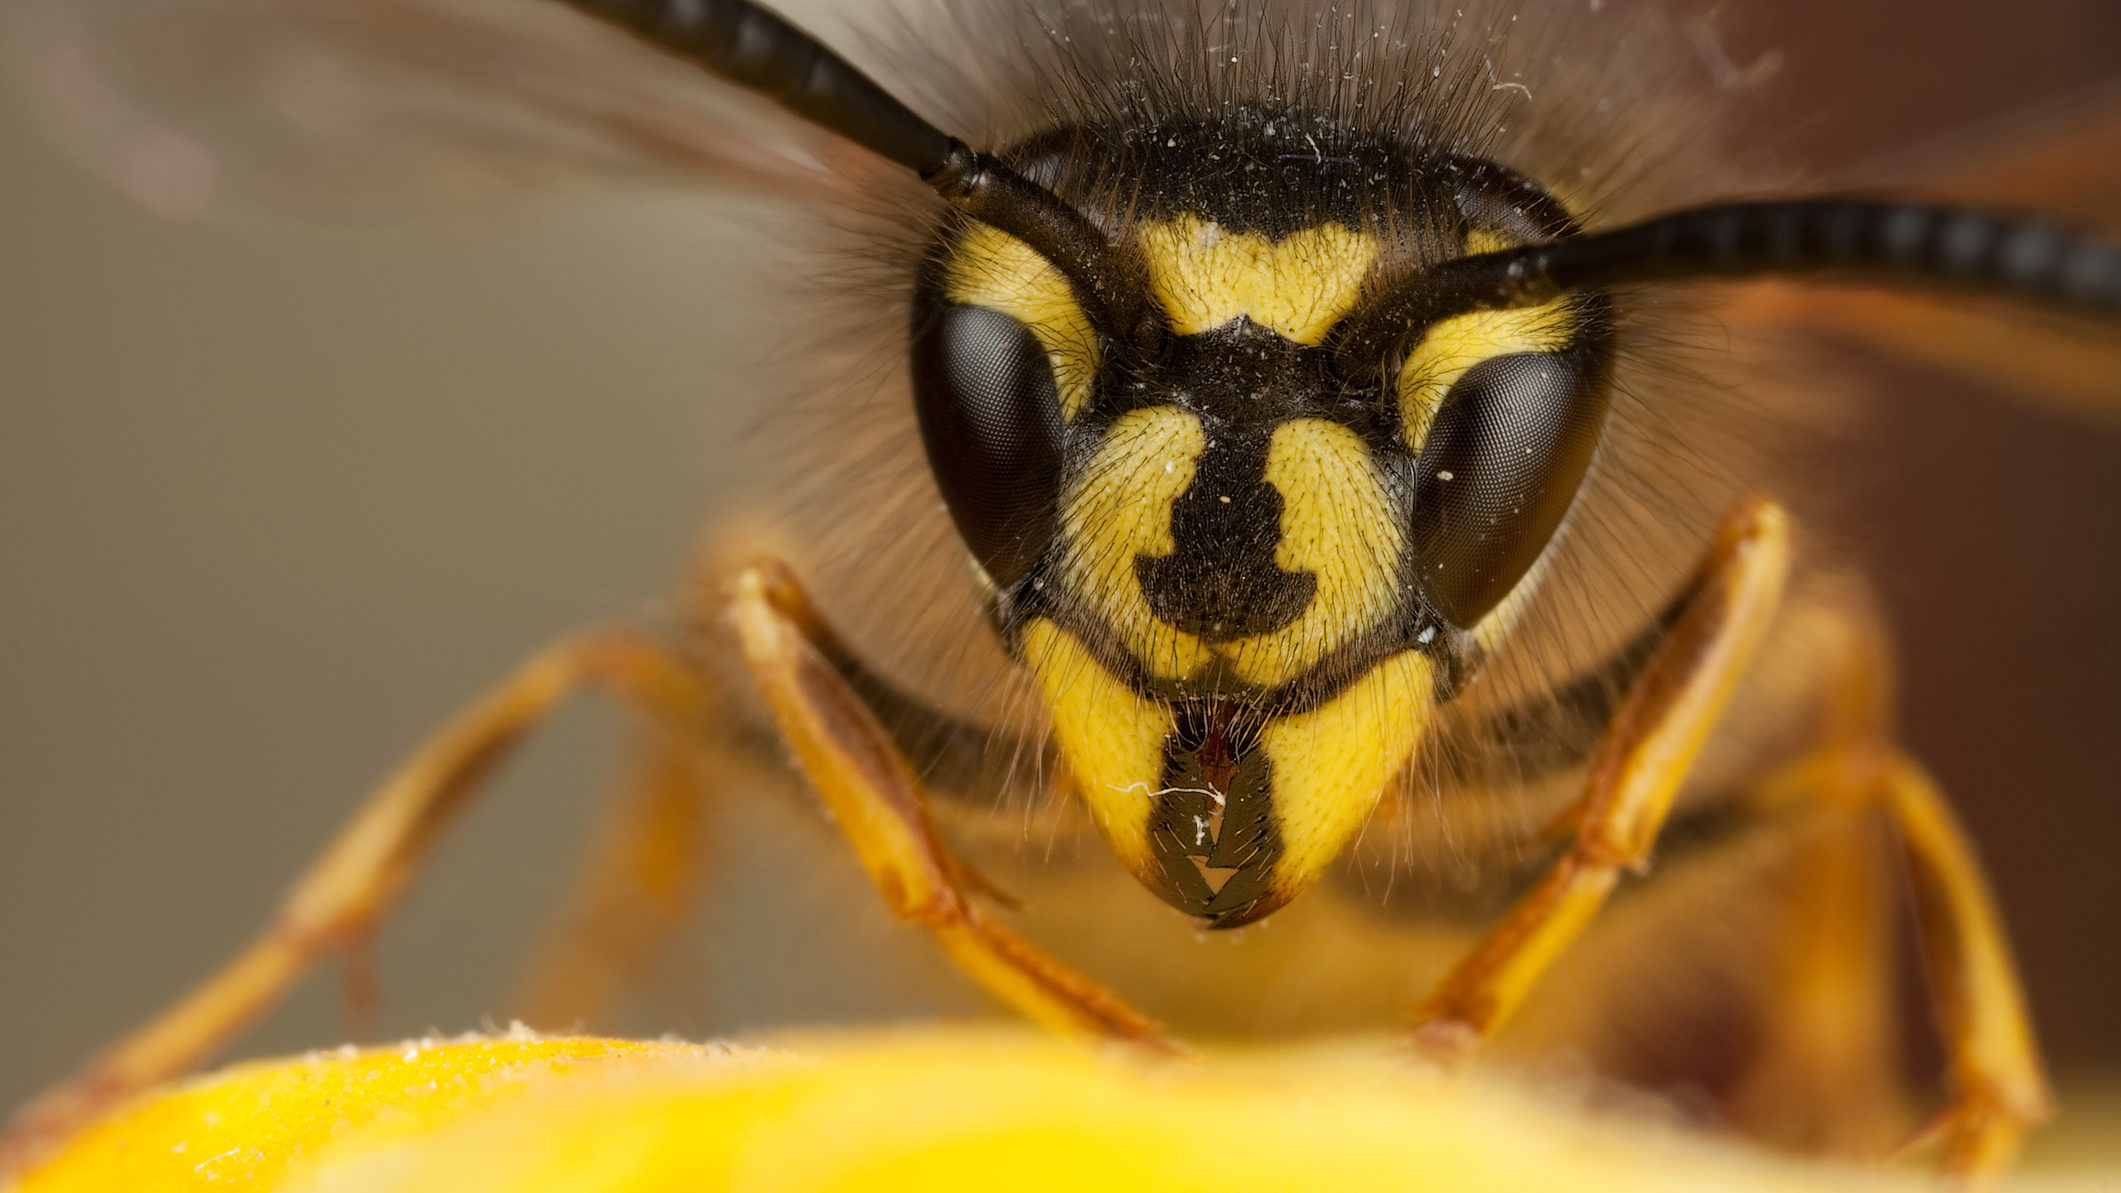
[1722,793,1905,1158]
[0,631,714,1178]
[1877,755,2051,1175]
[511,534,1036,1028]
[1731,745,2053,1179]
[730,561,1168,1048]
[1784,750,2051,1177]
[1735,592,2049,1176]
[508,715,727,1030]
[1407,498,1792,1063]
[1734,743,2052,1176]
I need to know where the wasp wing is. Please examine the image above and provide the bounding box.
[1729,85,2121,427]
[1732,286,2121,428]
[1854,81,2121,224]
[1,0,880,218]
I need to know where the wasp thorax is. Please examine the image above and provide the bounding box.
[908,114,1613,925]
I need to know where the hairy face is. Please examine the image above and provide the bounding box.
[911,114,1611,924]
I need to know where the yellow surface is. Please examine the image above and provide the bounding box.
[18,1027,2024,1193]
[1136,216,1378,344]
[19,1034,743,1193]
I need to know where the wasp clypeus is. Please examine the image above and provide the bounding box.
[2,0,2117,1180]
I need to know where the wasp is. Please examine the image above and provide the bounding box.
[2,0,2116,1180]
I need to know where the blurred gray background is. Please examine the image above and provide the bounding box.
[2,0,2117,1145]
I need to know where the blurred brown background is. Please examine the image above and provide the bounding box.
[2,0,2117,1153]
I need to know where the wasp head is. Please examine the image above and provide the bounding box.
[910,112,1612,926]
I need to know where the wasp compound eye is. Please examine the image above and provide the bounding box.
[1408,344,1612,628]
[913,220,1104,592]
[910,294,1067,590]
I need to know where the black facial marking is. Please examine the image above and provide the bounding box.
[1124,322,1390,644]
[1137,425,1316,641]
[1005,110,1464,245]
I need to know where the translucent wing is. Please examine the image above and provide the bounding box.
[0,0,872,217]
[1855,82,2121,224]
[1734,285,2121,428]
[1731,85,2121,426]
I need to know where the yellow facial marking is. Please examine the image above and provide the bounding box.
[1395,299,1576,453]
[1261,651,1435,895]
[1391,226,1574,452]
[943,224,1101,422]
[1223,420,1404,688]
[1059,411,1406,690]
[1058,406,1216,682]
[1137,216,1378,344]
[1025,621,1436,917]
[1021,618,1173,876]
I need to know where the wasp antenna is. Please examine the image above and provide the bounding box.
[1528,201,2121,311]
[556,0,1140,332]
[559,0,951,171]
[1353,199,2121,367]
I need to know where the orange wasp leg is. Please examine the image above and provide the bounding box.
[1722,592,1909,1158]
[1407,496,2050,1177]
[1881,755,2052,1174]
[508,713,725,1031]
[729,561,1170,1050]
[1722,797,1905,1159]
[0,630,716,1178]
[1775,740,2053,1173]
[1738,597,2050,1176]
[1737,742,2053,1177]
[1407,497,1792,1061]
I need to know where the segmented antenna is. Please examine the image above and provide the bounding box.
[557,0,2116,356]
[1354,200,2121,361]
[554,0,1141,333]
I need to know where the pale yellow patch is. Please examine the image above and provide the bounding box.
[1464,226,1521,257]
[1396,299,1576,452]
[1261,651,1434,899]
[1058,406,1215,683]
[1222,419,1404,688]
[1020,618,1174,879]
[944,224,1102,422]
[1138,216,1378,344]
